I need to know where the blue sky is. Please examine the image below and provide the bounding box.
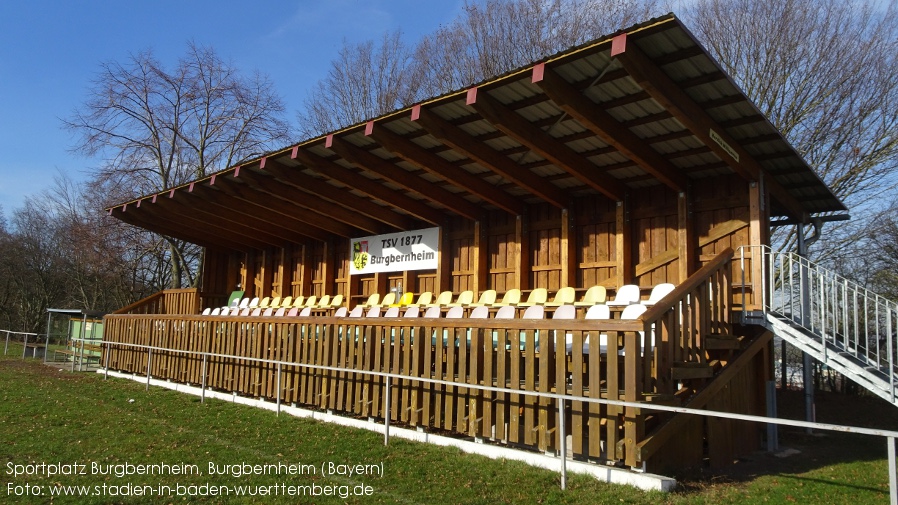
[0,0,464,214]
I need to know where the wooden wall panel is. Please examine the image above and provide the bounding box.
[529,204,562,290]
[202,173,765,306]
[575,197,617,289]
[633,186,679,289]
[487,212,517,293]
[449,218,476,292]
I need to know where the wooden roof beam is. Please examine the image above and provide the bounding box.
[412,106,569,208]
[611,33,808,222]
[238,167,384,234]
[184,180,337,242]
[209,174,334,241]
[366,123,524,215]
[291,146,447,225]
[466,86,627,201]
[111,204,253,252]
[259,158,412,231]
[533,64,687,192]
[141,192,277,249]
[327,136,483,220]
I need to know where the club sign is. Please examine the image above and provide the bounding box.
[350,227,439,275]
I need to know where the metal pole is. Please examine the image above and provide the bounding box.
[276,362,282,416]
[766,380,778,452]
[558,398,567,490]
[21,332,28,359]
[4,330,9,355]
[201,353,207,404]
[797,224,815,432]
[44,311,52,364]
[79,314,87,372]
[104,341,109,380]
[384,379,391,446]
[889,436,897,505]
[146,348,153,391]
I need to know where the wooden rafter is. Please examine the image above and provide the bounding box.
[611,33,808,222]
[259,158,412,231]
[466,87,627,201]
[366,122,525,215]
[184,181,334,243]
[412,106,569,208]
[142,192,277,249]
[532,63,687,192]
[112,204,254,251]
[292,146,447,225]
[327,136,483,220]
[232,167,381,235]
[208,175,336,241]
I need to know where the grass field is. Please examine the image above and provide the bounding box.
[0,352,896,504]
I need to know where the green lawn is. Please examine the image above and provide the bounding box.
[0,354,894,504]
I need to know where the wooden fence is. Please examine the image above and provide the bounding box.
[102,250,756,469]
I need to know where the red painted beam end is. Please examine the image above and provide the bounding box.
[169,189,176,198]
[210,174,217,185]
[611,33,627,57]
[364,121,374,136]
[532,62,545,83]
[466,87,478,105]
[135,199,142,208]
[410,105,422,121]
[325,134,334,148]
[234,165,241,177]
[188,182,195,193]
[122,203,127,212]
[290,145,299,159]
[152,194,157,204]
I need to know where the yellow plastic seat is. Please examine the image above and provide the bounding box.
[573,286,607,307]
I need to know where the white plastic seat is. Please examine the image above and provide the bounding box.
[299,307,312,317]
[262,308,274,317]
[247,297,261,308]
[286,307,299,317]
[445,306,465,318]
[384,307,400,318]
[348,306,364,318]
[403,306,420,318]
[642,283,675,307]
[493,305,516,319]
[469,306,489,318]
[551,305,576,319]
[274,307,286,317]
[423,306,442,318]
[209,307,221,316]
[366,306,381,318]
[333,307,348,317]
[201,307,212,316]
[607,284,640,306]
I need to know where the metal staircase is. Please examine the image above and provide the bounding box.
[738,246,898,407]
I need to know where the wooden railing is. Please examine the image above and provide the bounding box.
[114,289,201,315]
[102,250,749,469]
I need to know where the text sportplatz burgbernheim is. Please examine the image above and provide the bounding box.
[6,460,383,498]
[6,460,384,479]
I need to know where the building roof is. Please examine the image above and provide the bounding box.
[107,14,845,251]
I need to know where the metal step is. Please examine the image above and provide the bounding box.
[763,314,898,407]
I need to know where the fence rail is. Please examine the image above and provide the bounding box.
[97,338,898,501]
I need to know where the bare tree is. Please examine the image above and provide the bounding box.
[297,0,660,137]
[65,42,291,288]
[297,31,420,138]
[681,0,898,256]
[414,0,659,97]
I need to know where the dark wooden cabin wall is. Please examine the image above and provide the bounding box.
[632,185,679,288]
[576,197,617,288]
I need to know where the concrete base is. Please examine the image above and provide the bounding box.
[98,368,676,492]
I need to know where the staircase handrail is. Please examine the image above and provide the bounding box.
[739,245,897,384]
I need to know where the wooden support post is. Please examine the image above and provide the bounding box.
[748,179,766,310]
[474,220,489,294]
[438,227,452,293]
[280,245,293,299]
[561,208,576,288]
[243,252,256,297]
[323,239,336,296]
[678,186,695,283]
[616,198,632,287]
[300,244,313,297]
[516,212,531,290]
[261,248,274,296]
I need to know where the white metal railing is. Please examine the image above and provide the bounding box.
[739,245,898,392]
[96,338,898,501]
